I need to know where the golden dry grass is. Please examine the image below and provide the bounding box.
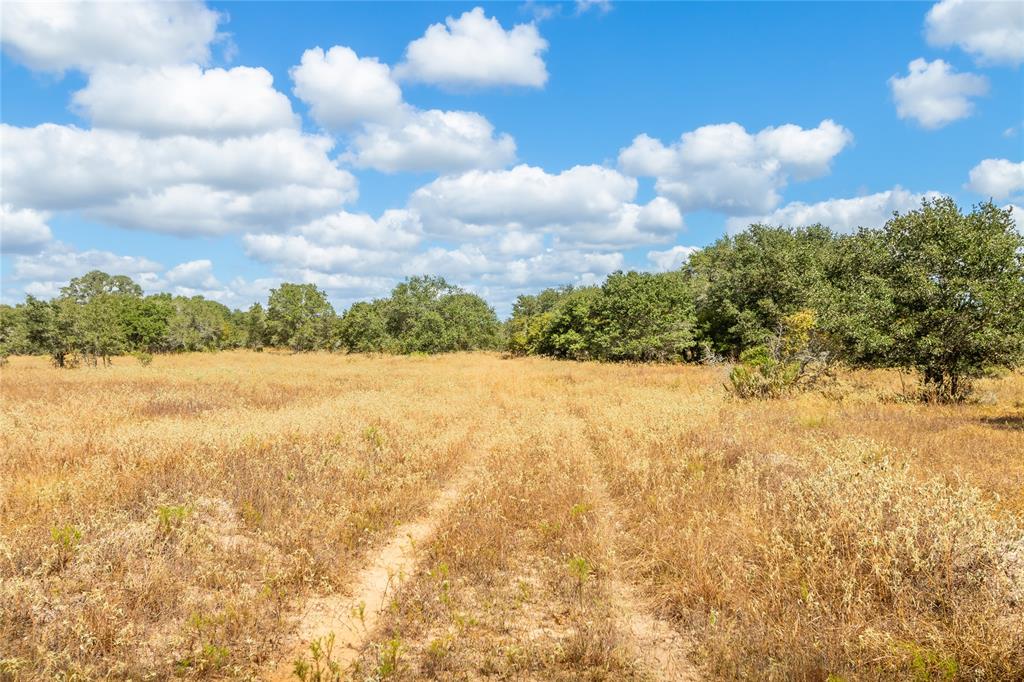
[1,352,1022,680]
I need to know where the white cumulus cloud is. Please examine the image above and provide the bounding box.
[164,259,220,289]
[724,187,944,234]
[291,46,404,129]
[646,245,700,272]
[72,64,298,137]
[1,204,53,254]
[926,0,1024,67]
[347,109,516,173]
[0,1,222,74]
[1,124,357,236]
[966,158,1024,200]
[410,164,682,246]
[889,58,988,129]
[395,7,548,88]
[619,120,853,215]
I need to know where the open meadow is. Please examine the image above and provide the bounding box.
[2,352,1023,680]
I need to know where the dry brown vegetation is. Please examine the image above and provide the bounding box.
[1,352,1022,681]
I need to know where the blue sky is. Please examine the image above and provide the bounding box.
[1,1,1022,316]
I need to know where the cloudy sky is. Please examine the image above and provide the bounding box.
[1,0,1022,315]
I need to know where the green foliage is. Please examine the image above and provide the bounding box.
[334,276,500,354]
[506,286,574,356]
[3,198,1021,396]
[335,300,390,352]
[293,634,342,681]
[687,224,837,356]
[50,524,82,569]
[507,271,697,362]
[727,310,836,399]
[242,302,268,350]
[853,199,1023,401]
[267,283,336,352]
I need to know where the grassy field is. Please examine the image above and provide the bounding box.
[1,352,1022,681]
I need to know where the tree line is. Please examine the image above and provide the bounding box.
[2,198,1021,400]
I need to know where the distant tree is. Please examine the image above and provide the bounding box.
[77,294,126,366]
[241,303,268,350]
[0,304,28,359]
[266,283,335,351]
[162,296,236,352]
[506,287,574,356]
[591,270,697,362]
[60,270,143,304]
[384,275,456,346]
[686,225,837,356]
[122,295,173,351]
[848,199,1024,400]
[436,292,500,351]
[335,301,390,353]
[540,286,602,360]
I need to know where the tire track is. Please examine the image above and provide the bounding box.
[265,470,473,680]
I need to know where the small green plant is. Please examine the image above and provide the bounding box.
[155,503,191,536]
[429,562,452,606]
[569,502,592,519]
[50,524,82,569]
[293,634,342,682]
[133,350,154,366]
[376,637,402,678]
[363,424,385,451]
[567,555,593,606]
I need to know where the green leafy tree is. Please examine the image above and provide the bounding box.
[436,292,500,351]
[506,287,574,356]
[60,270,143,304]
[687,225,837,356]
[266,283,335,351]
[335,301,390,353]
[851,198,1024,400]
[241,303,268,350]
[162,296,237,352]
[540,286,602,360]
[77,294,126,366]
[591,270,697,361]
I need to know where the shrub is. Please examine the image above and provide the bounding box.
[727,310,835,399]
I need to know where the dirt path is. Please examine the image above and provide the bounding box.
[265,472,471,680]
[577,424,703,681]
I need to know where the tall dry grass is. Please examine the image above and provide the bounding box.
[1,353,1021,680]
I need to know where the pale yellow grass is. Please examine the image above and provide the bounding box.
[1,352,1021,680]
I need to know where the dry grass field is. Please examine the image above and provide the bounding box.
[1,352,1022,681]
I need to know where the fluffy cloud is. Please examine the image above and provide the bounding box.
[966,158,1024,200]
[164,259,220,289]
[347,109,516,173]
[888,58,988,129]
[1,205,53,254]
[410,164,682,246]
[724,187,943,234]
[646,245,700,272]
[0,1,222,73]
[395,7,548,88]
[926,0,1024,67]
[1,124,357,235]
[292,209,423,250]
[243,208,424,272]
[619,120,852,215]
[10,243,161,282]
[291,46,404,129]
[290,44,517,173]
[72,65,297,137]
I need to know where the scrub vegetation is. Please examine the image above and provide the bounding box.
[1,199,1023,680]
[1,354,1022,680]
